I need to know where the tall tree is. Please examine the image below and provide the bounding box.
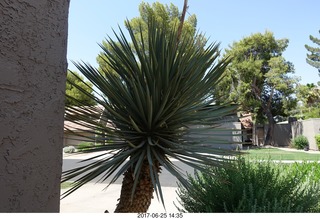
[96,1,206,74]
[126,1,204,48]
[305,30,320,75]
[215,31,298,145]
[296,83,320,119]
[62,17,237,212]
[65,71,95,106]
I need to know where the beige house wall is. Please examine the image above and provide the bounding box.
[64,132,95,146]
[189,122,242,150]
[292,119,320,151]
[0,0,69,212]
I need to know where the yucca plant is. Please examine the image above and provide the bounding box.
[62,18,239,212]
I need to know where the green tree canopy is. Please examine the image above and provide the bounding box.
[65,71,95,106]
[215,31,299,145]
[305,30,320,75]
[296,83,320,119]
[126,1,205,48]
[96,1,206,74]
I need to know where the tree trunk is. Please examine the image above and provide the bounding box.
[251,80,276,146]
[264,110,275,146]
[114,159,160,213]
[176,0,188,43]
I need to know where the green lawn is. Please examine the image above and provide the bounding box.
[61,181,73,190]
[241,147,320,161]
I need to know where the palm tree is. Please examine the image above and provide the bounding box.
[62,18,238,212]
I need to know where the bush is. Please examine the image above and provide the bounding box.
[63,146,76,153]
[315,134,320,150]
[176,158,320,213]
[286,161,320,181]
[291,135,309,150]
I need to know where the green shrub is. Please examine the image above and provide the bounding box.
[284,161,320,181]
[63,146,76,153]
[176,158,320,213]
[291,135,309,150]
[315,134,320,150]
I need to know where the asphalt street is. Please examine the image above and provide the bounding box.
[60,152,195,213]
[62,152,195,187]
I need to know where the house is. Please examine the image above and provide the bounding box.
[63,120,95,146]
[63,104,106,147]
[63,105,244,150]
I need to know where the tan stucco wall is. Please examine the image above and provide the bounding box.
[0,0,69,212]
[64,132,96,147]
[292,119,320,151]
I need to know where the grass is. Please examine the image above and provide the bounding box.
[61,181,73,190]
[241,147,320,161]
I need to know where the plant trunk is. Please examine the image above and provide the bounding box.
[114,159,160,213]
[264,109,275,146]
[176,0,188,43]
[251,80,276,146]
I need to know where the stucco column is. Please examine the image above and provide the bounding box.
[0,0,69,212]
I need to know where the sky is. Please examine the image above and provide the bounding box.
[67,0,320,84]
